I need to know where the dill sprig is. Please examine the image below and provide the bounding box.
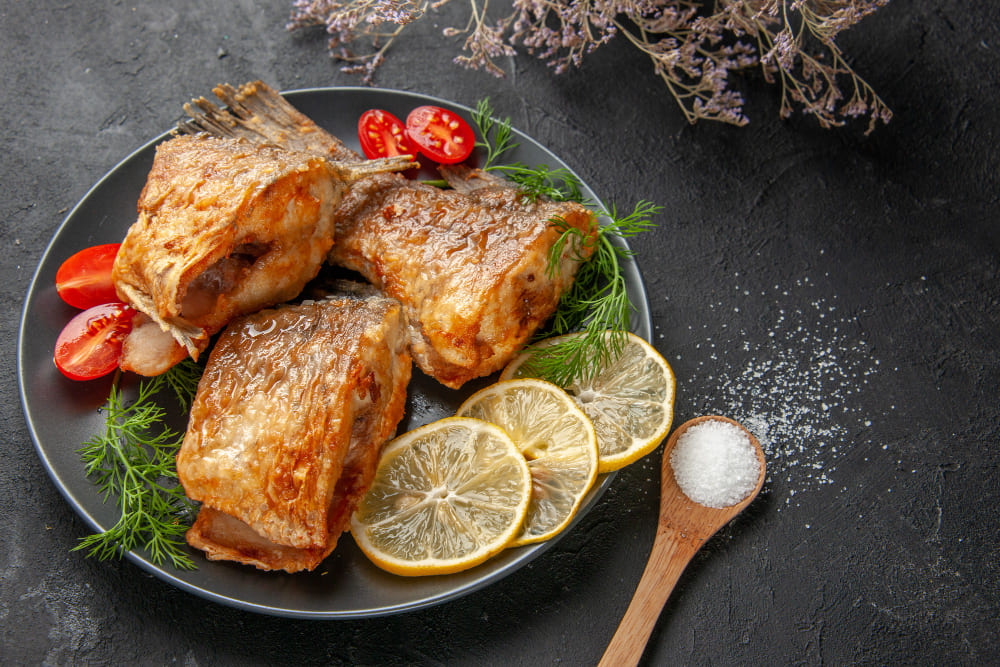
[472,99,662,384]
[74,360,203,570]
[523,201,662,385]
[493,164,584,203]
[472,98,518,169]
[162,358,202,412]
[472,98,584,203]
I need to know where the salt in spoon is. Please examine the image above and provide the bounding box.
[598,415,766,667]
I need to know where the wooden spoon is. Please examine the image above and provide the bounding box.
[598,415,766,667]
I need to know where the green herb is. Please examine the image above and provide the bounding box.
[472,99,584,203]
[523,201,662,386]
[492,164,584,203]
[473,99,662,385]
[472,98,518,169]
[419,178,452,189]
[74,360,203,570]
[162,358,202,412]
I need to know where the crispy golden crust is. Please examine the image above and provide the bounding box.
[112,133,342,368]
[177,289,411,572]
[329,173,596,388]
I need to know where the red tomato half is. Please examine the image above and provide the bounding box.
[54,303,135,381]
[405,105,475,164]
[55,243,122,310]
[358,109,418,160]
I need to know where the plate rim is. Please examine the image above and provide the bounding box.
[17,85,652,619]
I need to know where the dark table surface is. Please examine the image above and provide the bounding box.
[3,1,998,664]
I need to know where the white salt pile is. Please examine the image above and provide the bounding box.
[670,420,761,508]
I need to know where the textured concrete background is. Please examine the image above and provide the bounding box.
[3,0,998,664]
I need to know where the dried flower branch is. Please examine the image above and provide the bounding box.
[288,0,432,83]
[288,0,892,131]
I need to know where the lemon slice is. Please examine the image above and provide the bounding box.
[350,417,531,576]
[457,379,599,547]
[501,331,676,473]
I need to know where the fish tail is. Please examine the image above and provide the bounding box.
[176,80,355,161]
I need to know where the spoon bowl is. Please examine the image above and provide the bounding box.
[657,415,766,538]
[598,415,766,667]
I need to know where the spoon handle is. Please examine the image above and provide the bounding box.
[597,526,702,667]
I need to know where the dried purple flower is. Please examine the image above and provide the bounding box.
[288,0,892,132]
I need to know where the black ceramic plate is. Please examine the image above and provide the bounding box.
[17,87,651,618]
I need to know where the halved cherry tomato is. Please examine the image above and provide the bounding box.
[358,109,418,161]
[55,243,122,310]
[54,303,135,381]
[405,105,475,164]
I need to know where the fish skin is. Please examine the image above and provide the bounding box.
[178,286,411,572]
[328,172,595,388]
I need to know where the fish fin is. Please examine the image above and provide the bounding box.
[438,164,511,193]
[177,80,417,179]
[327,155,418,184]
[176,80,356,161]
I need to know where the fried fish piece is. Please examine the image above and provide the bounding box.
[112,132,413,375]
[330,170,595,388]
[177,284,411,572]
[181,81,596,388]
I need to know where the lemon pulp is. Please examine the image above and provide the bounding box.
[457,379,599,546]
[351,417,531,576]
[501,331,676,472]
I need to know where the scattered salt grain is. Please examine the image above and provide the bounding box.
[670,420,761,508]
[680,276,882,507]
